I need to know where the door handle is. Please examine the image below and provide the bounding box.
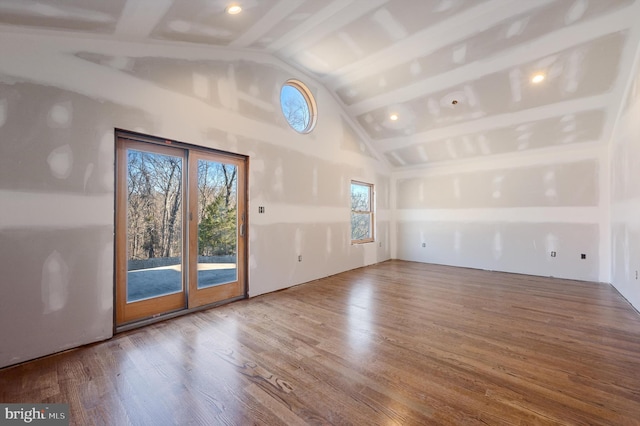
[240,223,245,237]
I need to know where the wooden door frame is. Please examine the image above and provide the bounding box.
[115,138,187,325]
[114,129,249,331]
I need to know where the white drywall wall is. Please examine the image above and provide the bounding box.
[391,144,606,283]
[0,31,390,368]
[611,40,640,311]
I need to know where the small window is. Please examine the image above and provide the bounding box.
[280,79,317,133]
[351,181,374,244]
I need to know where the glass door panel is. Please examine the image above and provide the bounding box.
[116,139,186,325]
[127,149,184,301]
[188,152,245,308]
[196,159,238,288]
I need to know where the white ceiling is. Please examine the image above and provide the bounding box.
[1,0,638,170]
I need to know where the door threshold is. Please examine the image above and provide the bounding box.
[115,294,246,333]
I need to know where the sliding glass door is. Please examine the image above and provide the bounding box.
[188,151,246,308]
[115,133,246,326]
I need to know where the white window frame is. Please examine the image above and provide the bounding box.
[350,180,374,244]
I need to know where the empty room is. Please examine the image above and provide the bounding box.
[1,0,640,424]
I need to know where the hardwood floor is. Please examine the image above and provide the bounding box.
[2,260,640,425]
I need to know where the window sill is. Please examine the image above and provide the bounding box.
[351,239,375,245]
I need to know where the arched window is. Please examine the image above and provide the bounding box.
[280,79,317,134]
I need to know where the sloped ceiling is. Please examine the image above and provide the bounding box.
[1,0,638,170]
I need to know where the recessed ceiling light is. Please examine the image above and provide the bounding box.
[390,113,399,121]
[226,4,242,14]
[532,73,545,84]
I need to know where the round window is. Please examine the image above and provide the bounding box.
[280,79,317,133]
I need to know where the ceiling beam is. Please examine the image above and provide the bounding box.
[323,0,552,88]
[347,5,635,117]
[114,0,173,38]
[229,0,305,48]
[371,94,611,153]
[268,0,388,55]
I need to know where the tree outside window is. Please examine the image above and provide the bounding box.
[280,80,317,133]
[351,181,374,243]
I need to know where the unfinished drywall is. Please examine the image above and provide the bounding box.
[336,0,634,106]
[360,32,626,141]
[384,110,605,166]
[0,31,389,368]
[0,0,127,33]
[388,0,640,286]
[392,148,604,282]
[611,41,640,310]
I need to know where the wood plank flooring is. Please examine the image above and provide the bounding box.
[2,260,640,425]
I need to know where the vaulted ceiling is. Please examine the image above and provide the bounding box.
[1,0,638,170]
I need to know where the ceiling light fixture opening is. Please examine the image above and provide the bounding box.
[531,73,545,84]
[390,113,399,121]
[226,4,242,14]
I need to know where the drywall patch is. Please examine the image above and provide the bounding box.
[193,73,210,99]
[545,233,559,258]
[493,231,503,259]
[492,175,504,199]
[509,69,523,103]
[454,230,462,253]
[83,163,95,191]
[312,167,318,198]
[47,144,73,179]
[410,60,422,76]
[564,49,585,94]
[566,0,588,25]
[416,145,429,162]
[108,56,133,71]
[41,250,69,314]
[544,171,557,199]
[168,20,191,33]
[97,241,112,312]
[98,131,114,190]
[453,178,461,200]
[0,98,6,128]
[273,159,284,194]
[452,44,467,64]
[435,0,455,13]
[47,101,72,128]
[295,227,303,258]
[478,135,491,155]
[371,8,408,41]
[506,18,527,39]
[218,65,239,111]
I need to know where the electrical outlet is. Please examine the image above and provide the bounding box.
[581,253,586,259]
[551,251,556,257]
[422,243,426,248]
[298,255,302,262]
[258,206,265,214]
